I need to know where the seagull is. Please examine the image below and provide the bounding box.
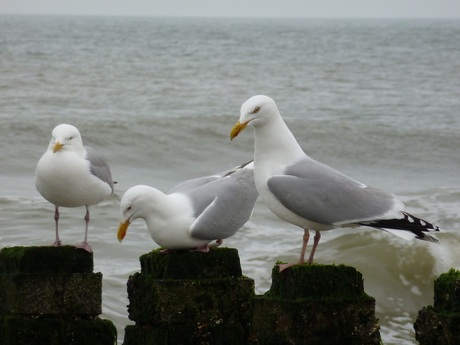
[35,124,114,253]
[117,161,258,252]
[230,95,441,271]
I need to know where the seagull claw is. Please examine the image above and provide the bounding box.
[75,242,93,253]
[191,244,210,253]
[277,262,298,272]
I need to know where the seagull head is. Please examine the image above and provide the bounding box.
[50,124,83,153]
[230,95,278,140]
[117,185,155,242]
[117,214,131,243]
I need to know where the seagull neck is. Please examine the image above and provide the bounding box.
[140,191,176,228]
[143,192,191,243]
[148,191,177,218]
[253,116,304,163]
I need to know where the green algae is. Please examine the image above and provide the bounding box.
[267,263,372,301]
[0,246,93,274]
[127,273,254,325]
[123,250,384,345]
[414,306,460,345]
[0,316,117,345]
[433,268,460,312]
[124,323,247,345]
[0,245,116,344]
[0,273,102,316]
[250,296,381,345]
[414,268,460,344]
[124,247,254,345]
[139,247,242,279]
[250,263,381,345]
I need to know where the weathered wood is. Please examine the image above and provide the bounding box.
[123,248,254,345]
[0,246,93,274]
[0,246,116,345]
[415,268,460,345]
[250,264,382,345]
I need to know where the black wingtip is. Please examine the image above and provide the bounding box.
[360,211,442,243]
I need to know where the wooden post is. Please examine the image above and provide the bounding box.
[414,268,460,345]
[250,264,382,345]
[122,247,254,345]
[0,246,117,345]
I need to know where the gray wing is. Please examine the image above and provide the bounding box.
[85,146,114,192]
[168,160,254,194]
[168,176,220,194]
[267,158,398,225]
[184,165,258,240]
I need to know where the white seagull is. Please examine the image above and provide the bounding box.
[230,95,440,271]
[117,161,259,252]
[35,124,114,252]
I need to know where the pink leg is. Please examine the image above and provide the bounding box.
[160,248,175,254]
[298,229,310,264]
[278,228,310,272]
[53,206,62,246]
[306,231,321,264]
[76,206,93,253]
[191,244,210,253]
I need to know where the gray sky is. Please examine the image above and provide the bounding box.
[0,0,459,18]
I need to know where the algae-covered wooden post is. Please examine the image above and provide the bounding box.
[122,247,254,345]
[0,246,117,345]
[250,264,382,345]
[414,268,460,345]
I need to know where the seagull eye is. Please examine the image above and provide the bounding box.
[69,136,73,140]
[127,206,132,211]
[253,106,260,114]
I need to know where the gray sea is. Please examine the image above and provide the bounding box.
[1,15,459,344]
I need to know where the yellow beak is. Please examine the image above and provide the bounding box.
[230,120,249,140]
[117,221,130,242]
[53,141,64,153]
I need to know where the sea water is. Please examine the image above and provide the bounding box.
[1,15,459,344]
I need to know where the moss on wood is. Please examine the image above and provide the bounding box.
[139,247,242,279]
[124,323,248,345]
[0,245,116,343]
[251,296,380,345]
[0,273,102,316]
[123,247,254,344]
[123,251,384,345]
[267,263,370,300]
[127,274,254,325]
[414,306,460,345]
[0,316,117,345]
[433,268,460,312]
[0,246,93,274]
[250,264,381,345]
[414,268,460,344]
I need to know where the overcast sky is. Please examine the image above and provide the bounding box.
[1,0,459,18]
